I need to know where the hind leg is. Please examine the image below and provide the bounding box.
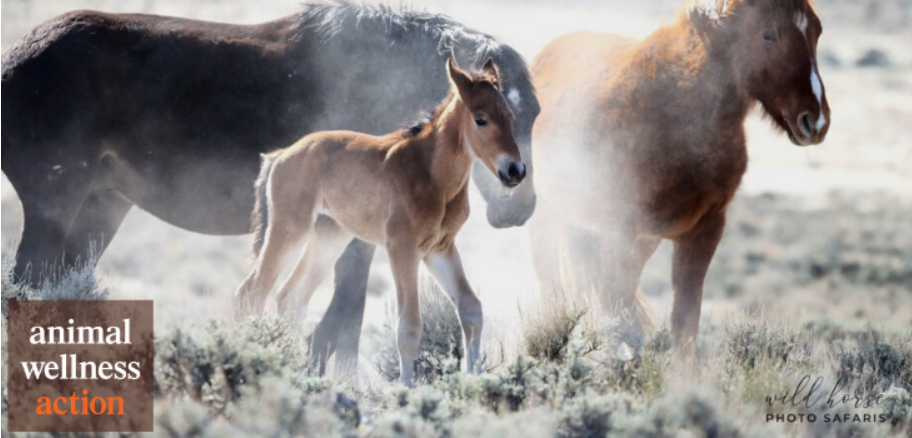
[596,227,661,335]
[528,200,566,291]
[235,174,317,319]
[61,188,133,268]
[310,239,376,375]
[275,216,353,328]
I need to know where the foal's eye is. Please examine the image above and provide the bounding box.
[475,118,488,126]
[762,32,776,42]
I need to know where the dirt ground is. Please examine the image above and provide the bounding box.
[2,0,910,336]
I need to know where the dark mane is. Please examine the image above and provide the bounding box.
[297,2,527,139]
[296,1,501,57]
[296,1,529,82]
[400,67,501,139]
[401,106,436,138]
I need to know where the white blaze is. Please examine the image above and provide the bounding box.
[810,63,826,130]
[796,11,826,131]
[795,12,808,37]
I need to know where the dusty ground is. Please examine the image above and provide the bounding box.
[2,0,910,336]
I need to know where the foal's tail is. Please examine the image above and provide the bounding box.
[633,287,656,335]
[252,152,280,257]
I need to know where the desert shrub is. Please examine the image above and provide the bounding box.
[879,386,912,436]
[477,353,547,412]
[155,377,352,438]
[154,316,328,414]
[451,408,556,438]
[556,392,639,438]
[723,312,815,372]
[521,287,604,363]
[835,330,912,393]
[1,254,108,319]
[613,388,771,438]
[371,278,464,384]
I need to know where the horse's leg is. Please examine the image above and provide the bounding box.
[11,158,98,286]
[670,210,726,351]
[310,239,376,375]
[274,217,352,328]
[61,188,133,268]
[528,201,565,292]
[599,228,661,336]
[234,183,316,319]
[424,245,483,374]
[387,238,421,386]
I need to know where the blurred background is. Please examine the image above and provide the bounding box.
[2,0,910,336]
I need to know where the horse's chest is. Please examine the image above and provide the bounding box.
[418,198,470,253]
[638,143,746,236]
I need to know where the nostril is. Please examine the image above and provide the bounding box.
[798,112,813,137]
[516,163,527,180]
[507,162,520,180]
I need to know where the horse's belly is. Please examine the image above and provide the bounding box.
[104,153,258,235]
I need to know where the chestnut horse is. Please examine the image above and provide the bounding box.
[1,3,538,370]
[236,59,522,385]
[530,0,830,347]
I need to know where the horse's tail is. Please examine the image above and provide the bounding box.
[252,152,280,257]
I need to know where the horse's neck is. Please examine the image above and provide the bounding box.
[625,20,753,130]
[426,99,474,198]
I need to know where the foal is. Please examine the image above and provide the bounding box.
[235,59,525,385]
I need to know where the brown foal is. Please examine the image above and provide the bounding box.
[235,58,525,385]
[530,0,830,348]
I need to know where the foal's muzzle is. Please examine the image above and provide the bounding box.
[497,160,526,188]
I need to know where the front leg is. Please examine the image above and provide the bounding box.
[387,238,422,386]
[424,245,483,374]
[671,210,726,350]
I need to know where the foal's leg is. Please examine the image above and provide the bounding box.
[670,211,726,351]
[234,182,317,319]
[424,245,484,374]
[275,216,352,328]
[387,238,421,386]
[310,239,376,375]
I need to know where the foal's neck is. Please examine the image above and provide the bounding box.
[425,94,474,197]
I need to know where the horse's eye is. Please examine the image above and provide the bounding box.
[762,32,776,42]
[475,118,488,126]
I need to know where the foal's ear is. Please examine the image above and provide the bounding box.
[447,58,473,98]
[481,57,502,87]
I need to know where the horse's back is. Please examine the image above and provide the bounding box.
[531,32,636,145]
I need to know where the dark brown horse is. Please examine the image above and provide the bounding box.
[530,0,830,348]
[1,3,538,368]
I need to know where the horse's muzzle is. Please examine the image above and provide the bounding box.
[497,161,526,188]
[789,110,828,146]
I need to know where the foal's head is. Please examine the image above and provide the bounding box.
[701,0,831,146]
[447,58,526,187]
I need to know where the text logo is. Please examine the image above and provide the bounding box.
[8,301,154,432]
